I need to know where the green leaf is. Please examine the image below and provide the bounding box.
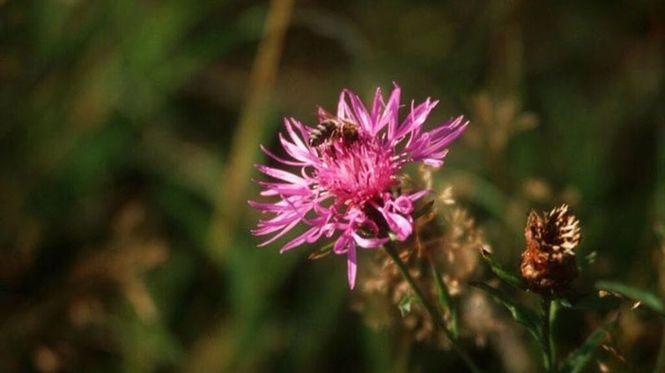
[431,264,458,339]
[480,248,527,289]
[413,200,435,220]
[595,281,665,317]
[471,282,541,342]
[560,317,617,373]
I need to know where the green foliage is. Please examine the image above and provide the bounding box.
[480,249,527,289]
[559,318,617,373]
[412,200,435,220]
[471,282,542,343]
[431,263,459,339]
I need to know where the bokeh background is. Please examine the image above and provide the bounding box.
[1,0,664,371]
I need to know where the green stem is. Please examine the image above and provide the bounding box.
[430,262,459,339]
[383,241,482,373]
[542,298,557,372]
[549,300,558,370]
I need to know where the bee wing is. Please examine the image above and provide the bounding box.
[317,107,338,123]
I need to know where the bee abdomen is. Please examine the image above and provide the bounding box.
[308,122,337,147]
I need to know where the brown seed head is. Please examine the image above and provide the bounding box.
[520,204,581,296]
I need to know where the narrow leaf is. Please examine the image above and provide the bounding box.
[412,200,435,220]
[595,281,665,317]
[560,317,617,373]
[480,248,527,289]
[308,242,334,260]
[471,282,541,342]
[431,263,458,339]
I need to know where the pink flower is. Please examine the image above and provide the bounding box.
[250,84,468,289]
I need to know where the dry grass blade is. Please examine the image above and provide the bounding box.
[207,0,295,263]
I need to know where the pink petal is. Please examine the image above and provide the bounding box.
[408,190,430,202]
[256,165,307,185]
[284,118,309,150]
[423,159,444,167]
[384,85,401,139]
[370,87,384,123]
[280,227,319,253]
[347,244,357,289]
[344,89,373,134]
[278,133,315,163]
[393,196,413,214]
[333,234,352,254]
[397,99,438,141]
[256,217,301,246]
[352,233,387,248]
[337,90,351,120]
[260,145,306,166]
[379,208,413,241]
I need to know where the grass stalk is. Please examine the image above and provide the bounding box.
[207,0,295,263]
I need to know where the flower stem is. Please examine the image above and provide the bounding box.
[383,241,481,373]
[542,298,557,372]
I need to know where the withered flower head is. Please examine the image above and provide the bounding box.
[520,204,581,296]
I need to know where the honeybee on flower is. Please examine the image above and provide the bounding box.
[250,84,468,289]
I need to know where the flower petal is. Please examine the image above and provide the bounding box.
[344,89,373,134]
[347,243,357,289]
[384,84,401,140]
[370,87,384,123]
[378,207,413,241]
[393,196,413,214]
[333,234,352,254]
[352,233,387,248]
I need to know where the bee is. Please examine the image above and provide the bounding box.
[308,111,359,147]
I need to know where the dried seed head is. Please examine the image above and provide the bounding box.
[520,204,581,296]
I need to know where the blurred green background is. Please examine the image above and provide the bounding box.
[1,0,664,371]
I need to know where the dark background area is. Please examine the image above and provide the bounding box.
[1,0,664,371]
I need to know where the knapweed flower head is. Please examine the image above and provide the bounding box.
[250,84,468,289]
[520,204,581,296]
